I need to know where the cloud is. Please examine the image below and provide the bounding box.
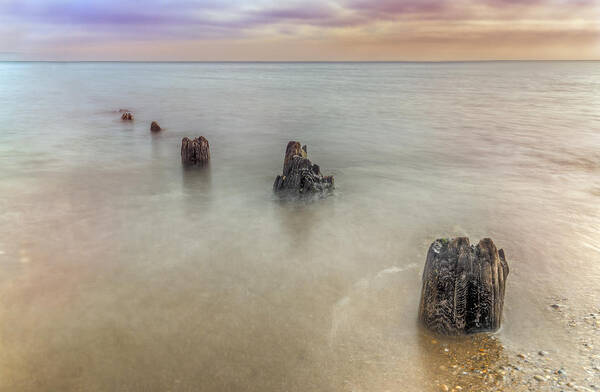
[346,0,448,16]
[2,0,233,25]
[0,0,598,60]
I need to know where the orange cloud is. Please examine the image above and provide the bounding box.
[1,0,598,60]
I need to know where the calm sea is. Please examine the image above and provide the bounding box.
[0,62,599,391]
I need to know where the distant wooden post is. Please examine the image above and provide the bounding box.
[181,136,210,166]
[121,111,133,120]
[150,121,162,132]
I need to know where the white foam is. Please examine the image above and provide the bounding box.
[375,263,418,279]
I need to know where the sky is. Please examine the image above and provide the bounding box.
[1,0,599,61]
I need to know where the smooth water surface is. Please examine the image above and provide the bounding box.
[0,62,599,391]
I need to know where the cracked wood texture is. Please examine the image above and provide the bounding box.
[273,141,334,196]
[418,237,509,335]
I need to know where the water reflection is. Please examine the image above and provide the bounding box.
[181,164,212,193]
[273,199,330,248]
[180,165,213,219]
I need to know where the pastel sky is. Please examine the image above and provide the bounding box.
[1,0,599,60]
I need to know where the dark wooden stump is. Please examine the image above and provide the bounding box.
[273,141,334,196]
[150,121,162,132]
[418,237,509,335]
[181,136,210,166]
[121,112,133,121]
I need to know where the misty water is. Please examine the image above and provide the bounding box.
[0,62,599,391]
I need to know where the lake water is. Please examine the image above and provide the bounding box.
[0,62,599,391]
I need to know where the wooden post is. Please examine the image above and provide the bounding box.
[181,136,210,166]
[418,237,509,335]
[273,141,334,196]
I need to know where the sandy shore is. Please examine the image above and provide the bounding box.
[423,300,599,392]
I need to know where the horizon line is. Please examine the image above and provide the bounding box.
[1,60,599,64]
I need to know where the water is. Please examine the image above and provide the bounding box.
[0,62,599,391]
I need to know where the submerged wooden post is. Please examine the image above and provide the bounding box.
[150,121,162,132]
[273,141,334,196]
[121,111,133,120]
[181,136,210,166]
[418,237,509,335]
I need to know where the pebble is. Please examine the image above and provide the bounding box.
[440,384,449,391]
[517,353,527,359]
[534,375,545,382]
[538,351,548,356]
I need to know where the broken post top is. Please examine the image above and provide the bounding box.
[419,237,509,335]
[273,140,333,197]
[121,111,133,121]
[283,141,307,171]
[181,136,210,166]
[150,121,162,132]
